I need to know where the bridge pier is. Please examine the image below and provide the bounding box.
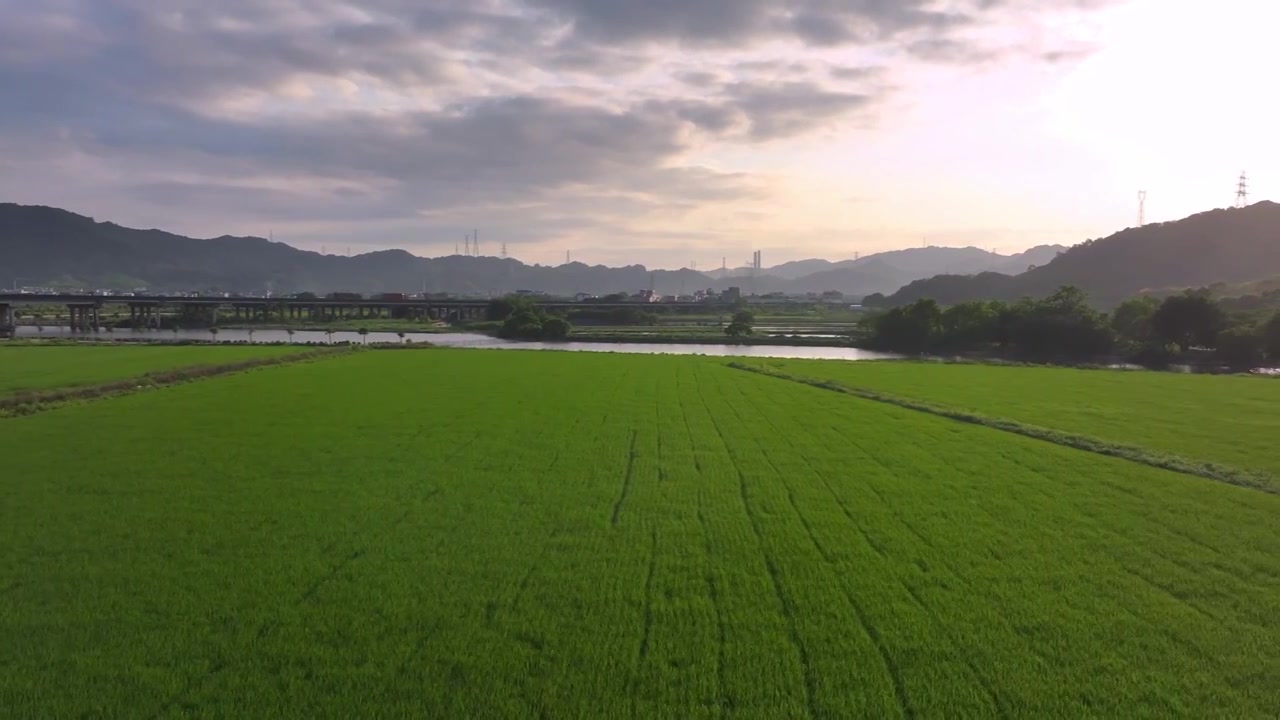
[0,303,13,338]
[67,303,100,332]
[128,302,161,328]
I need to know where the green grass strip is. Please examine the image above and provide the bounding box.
[727,361,1277,495]
[0,347,356,418]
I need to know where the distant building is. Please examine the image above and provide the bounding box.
[723,286,742,302]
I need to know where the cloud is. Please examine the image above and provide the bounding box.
[526,0,974,47]
[0,0,1119,259]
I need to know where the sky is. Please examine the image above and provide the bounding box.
[0,0,1274,269]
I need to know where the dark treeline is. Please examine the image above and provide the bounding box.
[486,296,571,341]
[864,286,1280,369]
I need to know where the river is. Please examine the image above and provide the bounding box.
[11,326,903,362]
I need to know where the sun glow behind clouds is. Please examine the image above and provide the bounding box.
[1044,0,1277,220]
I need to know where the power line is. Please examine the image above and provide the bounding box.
[1236,172,1249,208]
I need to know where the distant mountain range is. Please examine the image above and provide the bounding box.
[874,202,1280,308]
[741,246,1060,280]
[0,203,1066,297]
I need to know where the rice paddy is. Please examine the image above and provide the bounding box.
[742,358,1280,478]
[1,349,1276,717]
[0,344,306,396]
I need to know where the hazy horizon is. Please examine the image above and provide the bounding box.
[1,0,1273,268]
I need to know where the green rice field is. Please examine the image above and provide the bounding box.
[2,349,1277,717]
[0,344,307,396]
[744,358,1280,478]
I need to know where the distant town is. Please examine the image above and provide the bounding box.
[7,285,855,307]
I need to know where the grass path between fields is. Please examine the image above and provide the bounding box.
[727,362,1278,495]
[0,347,355,417]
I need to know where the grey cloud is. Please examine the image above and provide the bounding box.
[643,78,881,141]
[675,71,723,88]
[905,38,1004,64]
[525,0,976,47]
[829,65,885,82]
[726,81,875,140]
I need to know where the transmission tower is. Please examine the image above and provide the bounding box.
[1236,172,1249,208]
[1138,190,1147,227]
[500,243,508,259]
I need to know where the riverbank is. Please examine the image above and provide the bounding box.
[566,332,855,348]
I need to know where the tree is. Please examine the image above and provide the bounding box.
[247,328,255,344]
[1003,286,1113,360]
[396,331,406,344]
[1263,312,1280,362]
[1152,292,1227,351]
[939,301,998,349]
[488,295,539,322]
[542,317,571,340]
[287,328,296,343]
[724,310,754,339]
[1110,295,1159,343]
[208,327,219,343]
[868,299,941,353]
[1216,326,1263,368]
[357,328,369,344]
[498,307,546,340]
[325,329,334,344]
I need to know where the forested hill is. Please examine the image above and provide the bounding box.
[874,202,1280,308]
[0,202,1065,296]
[0,204,709,295]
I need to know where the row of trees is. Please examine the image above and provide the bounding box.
[865,286,1280,367]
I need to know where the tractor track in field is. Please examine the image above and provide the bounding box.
[695,495,731,720]
[727,370,1029,718]
[629,527,660,719]
[694,373,820,720]
[610,430,640,527]
[636,527,659,663]
[147,433,472,718]
[764,370,1249,701]
[675,367,704,473]
[1,348,353,418]
[983,447,1247,631]
[685,369,729,715]
[728,363,1277,494]
[721,380,915,720]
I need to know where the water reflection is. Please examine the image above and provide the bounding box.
[12,326,902,361]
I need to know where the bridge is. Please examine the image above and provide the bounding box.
[0,293,730,335]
